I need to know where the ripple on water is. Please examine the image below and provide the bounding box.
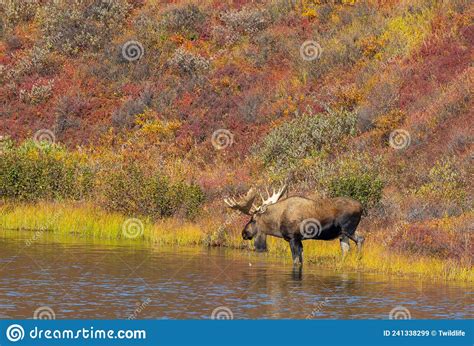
[0,236,471,319]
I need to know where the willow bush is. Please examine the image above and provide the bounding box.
[0,140,205,219]
[98,163,204,219]
[257,108,357,170]
[0,140,93,201]
[329,172,384,210]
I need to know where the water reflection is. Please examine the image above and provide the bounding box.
[0,235,472,319]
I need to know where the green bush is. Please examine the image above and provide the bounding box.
[292,151,385,210]
[162,4,206,37]
[0,140,93,201]
[329,172,383,210]
[38,0,130,56]
[220,7,271,35]
[416,159,466,202]
[0,140,205,219]
[167,48,210,77]
[257,108,357,170]
[98,163,205,219]
[410,159,469,217]
[1,0,39,30]
[8,45,59,81]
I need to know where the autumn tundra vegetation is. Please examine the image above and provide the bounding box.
[0,0,472,280]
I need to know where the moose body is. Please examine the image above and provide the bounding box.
[225,185,364,265]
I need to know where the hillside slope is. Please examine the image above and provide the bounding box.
[1,0,472,268]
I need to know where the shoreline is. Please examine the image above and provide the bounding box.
[0,202,472,282]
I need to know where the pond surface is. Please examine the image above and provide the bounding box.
[0,232,472,319]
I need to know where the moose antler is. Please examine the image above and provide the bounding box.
[258,182,288,211]
[224,187,258,215]
[225,181,289,215]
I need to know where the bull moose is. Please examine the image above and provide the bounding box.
[224,183,364,265]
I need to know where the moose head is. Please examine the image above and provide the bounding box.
[224,183,288,241]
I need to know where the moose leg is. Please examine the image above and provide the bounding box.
[254,231,267,252]
[340,235,350,259]
[355,235,365,253]
[289,238,303,266]
[343,232,365,254]
[296,239,303,265]
[340,216,363,255]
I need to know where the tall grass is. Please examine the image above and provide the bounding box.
[0,202,471,282]
[0,202,203,244]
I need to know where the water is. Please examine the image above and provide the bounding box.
[0,233,472,319]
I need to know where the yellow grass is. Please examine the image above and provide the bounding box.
[0,202,472,282]
[0,202,204,245]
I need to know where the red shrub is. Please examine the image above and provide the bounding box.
[389,225,472,261]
